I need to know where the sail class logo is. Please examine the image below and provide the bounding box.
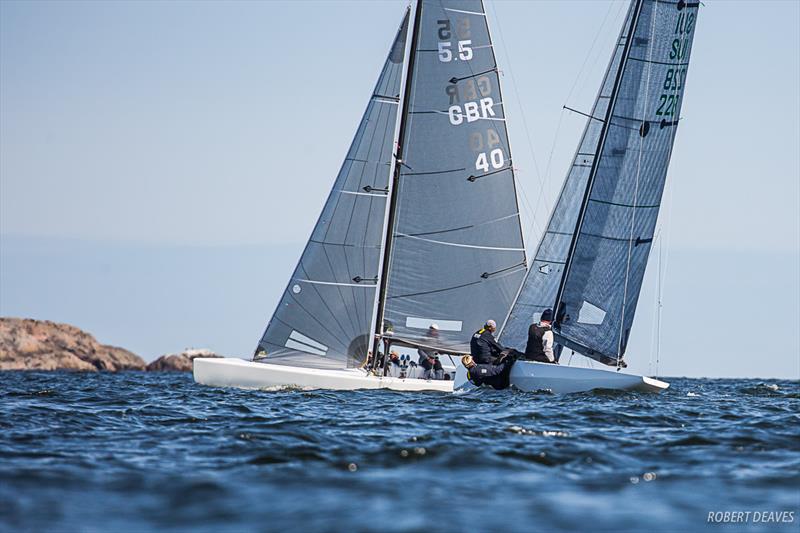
[707,511,795,524]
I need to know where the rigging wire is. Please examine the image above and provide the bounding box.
[654,122,681,378]
[487,0,547,244]
[544,0,625,208]
[656,232,664,377]
[618,0,657,367]
[528,0,626,261]
[563,0,624,110]
[647,228,662,376]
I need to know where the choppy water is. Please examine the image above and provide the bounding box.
[1,372,798,532]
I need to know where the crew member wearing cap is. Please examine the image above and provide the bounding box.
[418,323,444,379]
[524,308,556,363]
[470,319,506,364]
[384,351,401,377]
[461,354,514,390]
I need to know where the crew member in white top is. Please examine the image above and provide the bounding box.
[524,308,556,364]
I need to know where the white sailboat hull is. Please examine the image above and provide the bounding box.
[193,357,454,392]
[509,360,666,393]
[453,360,668,394]
[196,357,667,395]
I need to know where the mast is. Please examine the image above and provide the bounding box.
[552,0,644,342]
[370,0,423,365]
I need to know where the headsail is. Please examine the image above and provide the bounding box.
[255,11,411,369]
[500,1,637,349]
[379,0,527,352]
[502,0,699,366]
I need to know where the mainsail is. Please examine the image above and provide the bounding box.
[257,0,527,367]
[255,11,410,369]
[380,0,526,353]
[501,0,699,366]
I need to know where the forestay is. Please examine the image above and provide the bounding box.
[502,0,699,366]
[255,11,410,369]
[382,0,526,353]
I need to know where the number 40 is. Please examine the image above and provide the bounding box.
[476,149,504,172]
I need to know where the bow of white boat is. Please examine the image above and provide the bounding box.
[508,360,669,394]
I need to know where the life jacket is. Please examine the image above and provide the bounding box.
[525,323,551,359]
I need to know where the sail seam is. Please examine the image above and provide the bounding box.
[337,189,388,198]
[404,212,520,237]
[402,167,466,176]
[297,279,377,288]
[443,7,485,16]
[372,96,400,105]
[388,265,524,300]
[589,198,660,209]
[467,165,512,181]
[627,56,689,66]
[579,232,653,243]
[309,238,381,249]
[394,233,525,252]
[409,110,506,122]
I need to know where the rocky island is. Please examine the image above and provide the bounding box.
[146,348,221,372]
[0,318,220,372]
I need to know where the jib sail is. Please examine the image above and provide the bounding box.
[255,11,411,369]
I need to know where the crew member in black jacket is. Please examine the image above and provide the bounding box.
[461,354,515,390]
[469,319,506,364]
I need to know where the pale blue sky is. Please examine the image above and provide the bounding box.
[1,1,798,378]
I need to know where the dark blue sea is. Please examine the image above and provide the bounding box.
[1,372,798,532]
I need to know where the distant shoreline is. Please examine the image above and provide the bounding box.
[0,317,221,373]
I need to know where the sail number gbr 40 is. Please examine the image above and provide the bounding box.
[437,17,504,174]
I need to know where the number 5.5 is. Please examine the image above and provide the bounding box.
[458,40,473,61]
[438,41,452,62]
[437,19,451,40]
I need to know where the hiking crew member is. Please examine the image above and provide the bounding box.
[461,354,514,390]
[470,319,506,364]
[524,308,556,364]
[418,323,444,380]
